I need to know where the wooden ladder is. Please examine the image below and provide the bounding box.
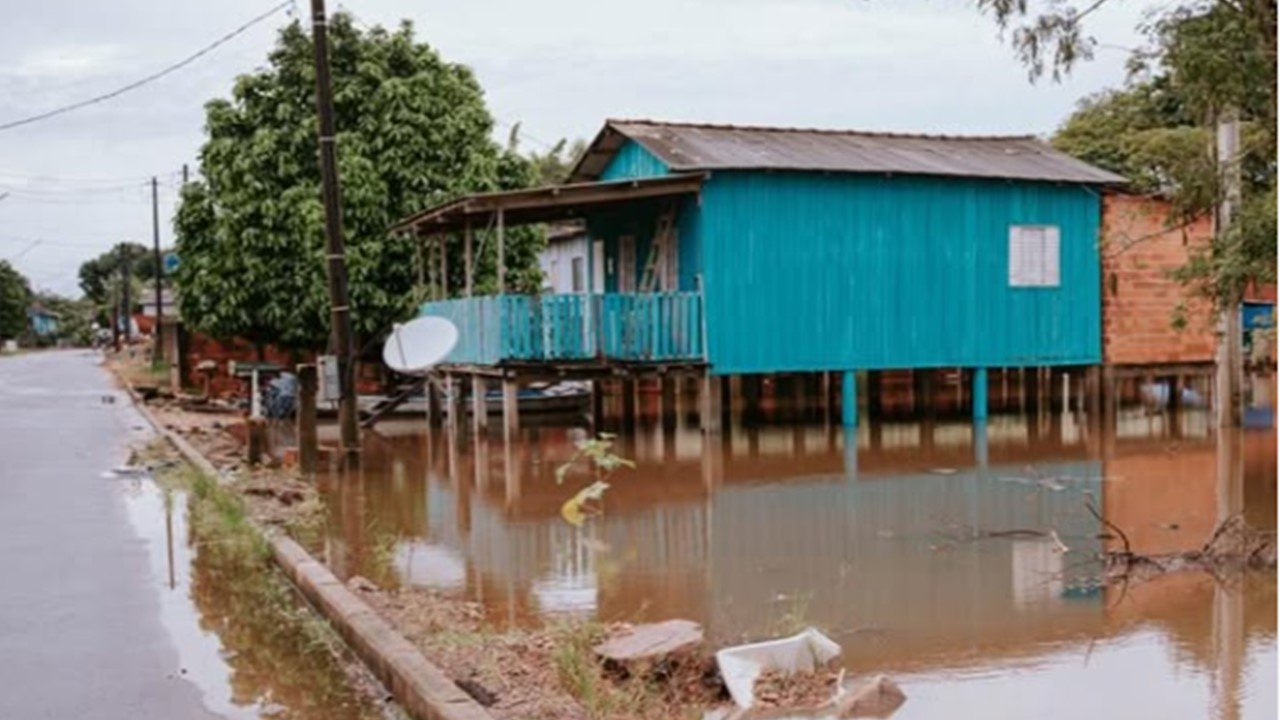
[638,203,678,294]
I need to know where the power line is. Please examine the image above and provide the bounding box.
[0,1,294,133]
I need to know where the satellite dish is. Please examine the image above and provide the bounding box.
[382,316,459,376]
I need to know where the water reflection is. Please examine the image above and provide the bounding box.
[122,478,380,720]
[320,397,1276,719]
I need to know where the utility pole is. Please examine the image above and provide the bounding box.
[120,244,132,344]
[310,0,360,462]
[182,164,189,185]
[151,177,164,369]
[111,279,121,353]
[1214,109,1244,428]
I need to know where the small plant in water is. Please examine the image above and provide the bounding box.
[555,432,634,527]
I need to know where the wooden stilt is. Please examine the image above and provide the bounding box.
[699,371,721,433]
[428,377,443,427]
[502,376,518,443]
[1086,366,1102,424]
[591,379,605,430]
[660,375,676,429]
[867,370,883,419]
[472,374,488,433]
[621,377,637,431]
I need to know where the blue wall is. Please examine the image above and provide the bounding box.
[600,140,670,182]
[594,141,1104,374]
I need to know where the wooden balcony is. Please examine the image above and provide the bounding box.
[419,292,706,366]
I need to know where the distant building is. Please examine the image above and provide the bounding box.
[27,304,58,337]
[138,287,178,319]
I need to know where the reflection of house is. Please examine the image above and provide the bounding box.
[336,415,1112,674]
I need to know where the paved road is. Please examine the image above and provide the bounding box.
[0,351,220,720]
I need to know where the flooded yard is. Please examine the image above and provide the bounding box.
[315,388,1277,719]
[116,456,391,720]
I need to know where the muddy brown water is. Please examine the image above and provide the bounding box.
[317,390,1277,720]
[119,476,386,720]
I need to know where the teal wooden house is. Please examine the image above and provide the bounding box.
[394,120,1123,429]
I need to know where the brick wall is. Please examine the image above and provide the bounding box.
[1101,194,1217,366]
[182,328,384,399]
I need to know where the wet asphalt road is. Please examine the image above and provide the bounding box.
[0,351,220,720]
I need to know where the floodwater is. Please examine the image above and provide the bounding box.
[318,377,1277,720]
[116,473,385,720]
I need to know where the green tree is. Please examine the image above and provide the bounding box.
[517,130,588,186]
[0,261,32,342]
[78,242,162,309]
[174,15,541,352]
[984,0,1277,308]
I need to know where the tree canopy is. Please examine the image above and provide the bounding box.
[985,0,1277,308]
[0,261,32,341]
[174,15,542,352]
[78,242,162,307]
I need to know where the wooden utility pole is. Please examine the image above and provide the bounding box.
[120,244,132,343]
[110,279,121,352]
[310,0,360,461]
[151,177,164,368]
[1215,109,1244,428]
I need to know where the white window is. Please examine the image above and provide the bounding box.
[1009,225,1060,288]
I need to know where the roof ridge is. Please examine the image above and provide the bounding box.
[606,118,1039,143]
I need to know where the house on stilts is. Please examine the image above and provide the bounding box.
[392,119,1126,435]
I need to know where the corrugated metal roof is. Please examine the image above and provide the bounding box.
[571,119,1127,185]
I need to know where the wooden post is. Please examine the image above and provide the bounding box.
[472,374,489,433]
[1086,366,1103,425]
[699,371,721,433]
[841,370,858,427]
[464,221,474,298]
[823,372,837,424]
[660,374,676,429]
[415,235,425,300]
[496,208,506,295]
[720,375,733,428]
[297,364,318,475]
[792,372,807,422]
[914,368,936,419]
[501,376,518,442]
[621,377,637,431]
[440,234,449,298]
[866,370,883,419]
[247,418,267,466]
[425,377,442,427]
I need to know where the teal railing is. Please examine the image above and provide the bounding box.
[419,292,704,365]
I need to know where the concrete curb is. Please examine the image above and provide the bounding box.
[115,366,493,720]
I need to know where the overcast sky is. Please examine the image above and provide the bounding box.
[0,0,1152,297]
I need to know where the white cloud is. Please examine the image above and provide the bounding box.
[4,44,126,80]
